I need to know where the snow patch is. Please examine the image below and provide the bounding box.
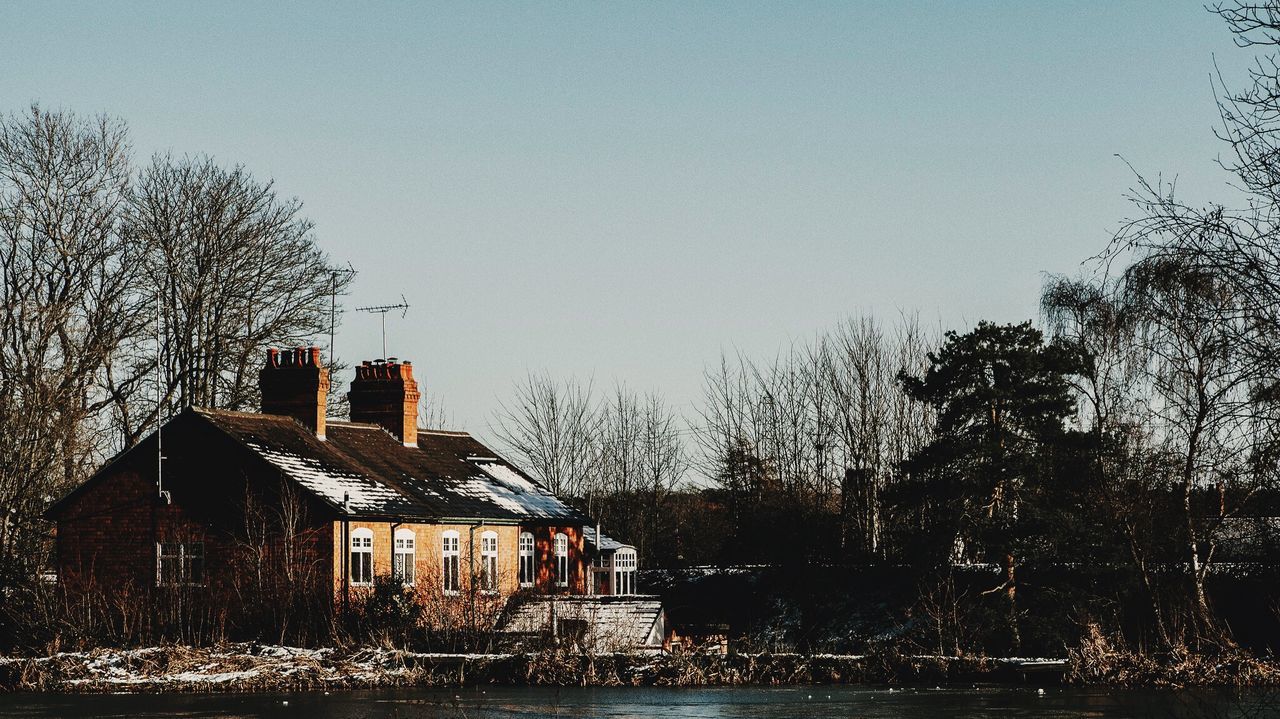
[247,442,405,512]
[454,463,578,519]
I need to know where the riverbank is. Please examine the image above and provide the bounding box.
[0,645,1061,692]
[2,644,1275,693]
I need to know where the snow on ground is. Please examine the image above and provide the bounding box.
[0,644,518,692]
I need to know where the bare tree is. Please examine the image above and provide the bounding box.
[118,154,351,441]
[492,373,601,497]
[0,106,145,586]
[418,388,456,430]
[634,391,689,553]
[1042,275,1176,646]
[598,384,644,502]
[1129,259,1274,637]
[822,315,933,555]
[1084,2,1280,644]
[694,315,932,564]
[595,385,688,558]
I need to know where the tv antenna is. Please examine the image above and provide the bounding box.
[356,295,410,359]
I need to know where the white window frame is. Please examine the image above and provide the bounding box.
[480,530,499,594]
[613,548,637,595]
[156,541,205,587]
[518,531,535,588]
[442,530,460,595]
[554,532,569,588]
[393,527,416,586]
[350,528,374,586]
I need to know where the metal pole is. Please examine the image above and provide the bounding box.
[156,291,163,501]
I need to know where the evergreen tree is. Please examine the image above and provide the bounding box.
[897,321,1084,649]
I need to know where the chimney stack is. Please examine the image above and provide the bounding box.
[348,358,420,447]
[259,346,330,439]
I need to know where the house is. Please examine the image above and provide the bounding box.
[45,347,653,635]
[584,526,637,596]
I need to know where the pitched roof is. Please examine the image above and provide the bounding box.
[191,407,589,523]
[583,525,631,553]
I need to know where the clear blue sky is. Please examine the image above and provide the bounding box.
[1,2,1249,432]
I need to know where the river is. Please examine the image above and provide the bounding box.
[0,685,1274,718]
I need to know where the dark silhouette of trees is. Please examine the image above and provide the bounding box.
[0,106,144,593]
[118,154,352,443]
[0,107,355,650]
[895,321,1085,650]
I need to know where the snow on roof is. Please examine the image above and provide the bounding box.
[454,460,580,520]
[475,461,538,493]
[498,596,665,650]
[246,441,405,513]
[584,525,630,552]
[189,407,588,522]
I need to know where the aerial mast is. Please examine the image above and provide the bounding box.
[356,295,410,359]
[328,263,358,362]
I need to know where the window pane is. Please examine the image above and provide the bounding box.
[443,554,458,593]
[159,556,179,585]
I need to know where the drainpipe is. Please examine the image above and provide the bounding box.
[390,520,402,582]
[468,522,484,629]
[341,492,350,613]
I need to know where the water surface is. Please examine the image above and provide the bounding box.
[0,685,1272,718]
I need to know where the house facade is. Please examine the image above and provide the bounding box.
[46,348,641,626]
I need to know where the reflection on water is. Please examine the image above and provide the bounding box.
[0,685,1271,719]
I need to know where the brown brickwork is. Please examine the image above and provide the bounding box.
[50,416,339,626]
[528,524,587,594]
[259,346,330,439]
[332,521,538,597]
[348,359,420,447]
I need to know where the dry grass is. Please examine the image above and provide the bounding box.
[1067,622,1280,687]
[2,639,1278,693]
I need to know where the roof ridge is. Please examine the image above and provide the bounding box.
[419,428,471,437]
[325,419,384,430]
[193,406,294,421]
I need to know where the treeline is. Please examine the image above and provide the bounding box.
[0,106,353,643]
[491,2,1280,658]
[6,0,1280,664]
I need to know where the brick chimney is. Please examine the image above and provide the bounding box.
[348,358,420,447]
[259,346,330,439]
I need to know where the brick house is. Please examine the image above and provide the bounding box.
[45,348,644,630]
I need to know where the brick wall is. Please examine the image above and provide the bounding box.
[55,468,212,596]
[330,521,588,598]
[529,524,587,594]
